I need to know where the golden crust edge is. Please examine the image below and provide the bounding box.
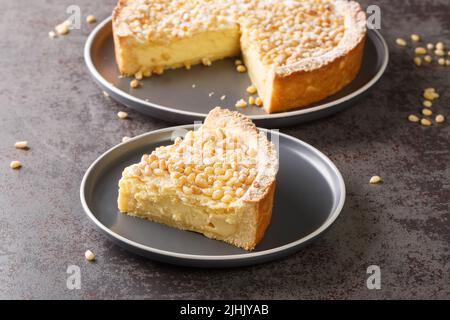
[265,35,366,113]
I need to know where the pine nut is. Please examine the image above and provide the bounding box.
[369,176,381,184]
[435,114,445,124]
[85,250,95,261]
[408,115,419,123]
[422,100,432,108]
[395,38,406,46]
[86,15,97,24]
[10,160,22,169]
[15,141,28,149]
[117,111,129,119]
[411,34,420,42]
[246,85,257,94]
[130,79,140,88]
[236,65,247,72]
[415,47,426,55]
[235,99,247,108]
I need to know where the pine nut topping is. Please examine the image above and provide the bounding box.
[131,117,262,203]
[234,59,243,66]
[221,194,233,203]
[248,96,255,105]
[255,97,263,106]
[212,189,224,200]
[422,108,432,116]
[426,43,434,50]
[424,55,432,63]
[438,58,445,65]
[420,118,432,126]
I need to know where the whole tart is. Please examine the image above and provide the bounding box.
[118,107,278,250]
[112,0,366,113]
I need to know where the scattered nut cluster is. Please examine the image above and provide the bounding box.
[396,36,447,127]
[49,14,97,39]
[10,141,29,170]
[126,125,259,204]
[396,36,450,67]
[408,88,445,127]
[235,84,264,109]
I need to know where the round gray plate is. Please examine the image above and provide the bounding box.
[80,126,345,267]
[84,17,388,128]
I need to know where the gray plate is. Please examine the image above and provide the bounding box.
[80,126,345,267]
[84,17,388,128]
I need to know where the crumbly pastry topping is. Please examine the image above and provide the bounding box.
[113,0,366,73]
[123,108,276,205]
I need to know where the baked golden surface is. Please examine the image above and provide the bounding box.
[112,0,366,113]
[118,107,278,250]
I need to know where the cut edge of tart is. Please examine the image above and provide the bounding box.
[117,107,278,250]
[112,0,367,113]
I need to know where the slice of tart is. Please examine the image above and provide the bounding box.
[117,107,278,250]
[112,0,366,113]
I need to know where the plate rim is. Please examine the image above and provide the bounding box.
[84,16,389,121]
[80,125,346,262]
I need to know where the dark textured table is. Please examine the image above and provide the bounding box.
[0,0,449,299]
